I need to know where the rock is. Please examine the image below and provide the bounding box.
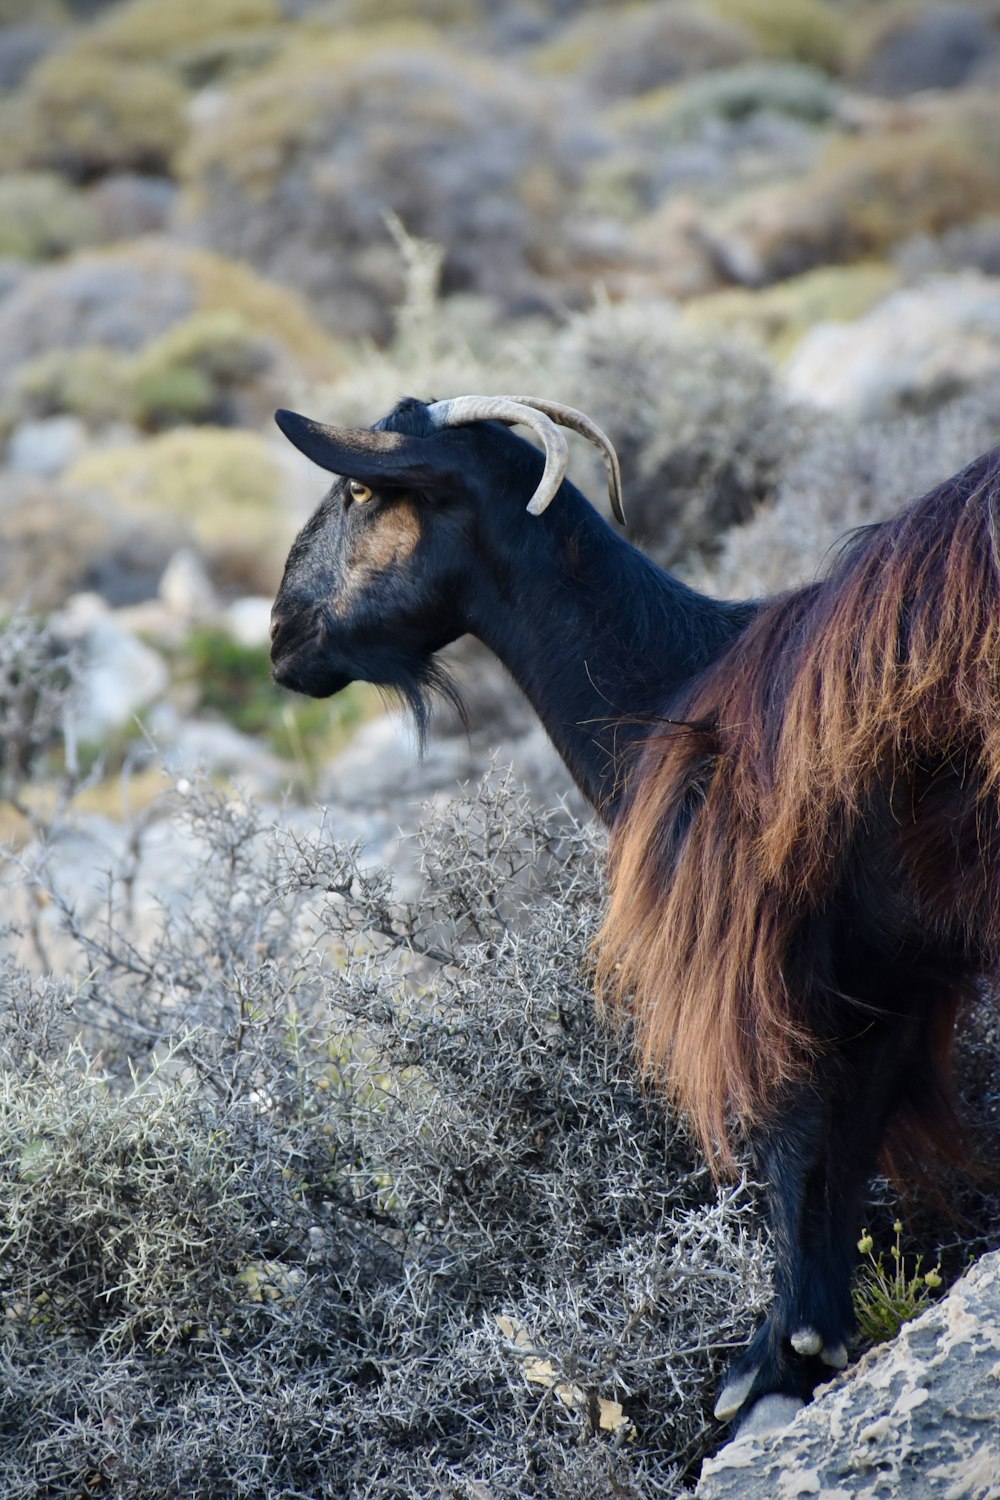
[317,714,482,812]
[857,6,997,97]
[221,595,274,649]
[783,273,1000,418]
[149,708,290,794]
[695,1248,1000,1499]
[88,173,176,241]
[158,547,218,622]
[0,24,61,90]
[6,414,88,476]
[54,595,170,743]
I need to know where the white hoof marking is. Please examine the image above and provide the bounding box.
[714,1368,757,1422]
[790,1327,823,1356]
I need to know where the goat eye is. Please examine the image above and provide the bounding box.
[348,480,373,504]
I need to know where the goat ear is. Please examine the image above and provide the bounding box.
[274,409,452,489]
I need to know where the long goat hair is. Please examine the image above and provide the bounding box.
[597,448,1000,1173]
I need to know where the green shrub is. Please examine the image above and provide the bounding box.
[656,59,840,138]
[5,347,129,430]
[854,1221,945,1345]
[0,173,101,261]
[129,310,275,428]
[682,262,901,359]
[707,0,846,72]
[89,0,279,60]
[174,625,376,771]
[130,362,216,429]
[0,49,188,180]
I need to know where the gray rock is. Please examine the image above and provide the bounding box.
[151,711,290,793]
[695,1248,1000,1500]
[158,548,218,622]
[88,174,176,242]
[857,6,996,97]
[0,23,62,90]
[7,415,88,476]
[54,595,169,743]
[317,714,482,811]
[221,595,274,649]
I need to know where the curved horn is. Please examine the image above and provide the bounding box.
[425,395,625,524]
[508,397,625,526]
[426,395,569,516]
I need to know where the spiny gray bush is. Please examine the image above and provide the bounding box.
[703,396,1000,598]
[0,611,79,801]
[2,755,773,1498]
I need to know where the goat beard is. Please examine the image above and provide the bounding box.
[381,656,468,753]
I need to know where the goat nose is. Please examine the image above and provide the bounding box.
[269,612,282,643]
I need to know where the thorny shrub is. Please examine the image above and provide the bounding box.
[2,757,772,1498]
[0,611,80,803]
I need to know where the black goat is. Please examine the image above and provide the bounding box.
[270,393,1000,1428]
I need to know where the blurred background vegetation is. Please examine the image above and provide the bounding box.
[2,2,1000,1494]
[2,0,1000,796]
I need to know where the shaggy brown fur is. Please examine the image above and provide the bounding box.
[597,448,1000,1172]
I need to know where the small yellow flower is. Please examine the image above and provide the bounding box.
[924,1267,942,1289]
[893,1219,903,1235]
[857,1230,874,1255]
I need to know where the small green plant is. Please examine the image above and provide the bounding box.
[175,625,374,778]
[853,1219,944,1345]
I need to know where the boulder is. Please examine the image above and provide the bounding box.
[6,414,88,476]
[53,594,170,744]
[695,1248,1000,1499]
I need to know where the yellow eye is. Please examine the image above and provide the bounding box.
[348,480,373,504]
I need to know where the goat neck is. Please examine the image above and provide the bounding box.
[461,473,753,822]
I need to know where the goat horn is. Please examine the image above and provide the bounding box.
[508,396,625,525]
[426,395,570,517]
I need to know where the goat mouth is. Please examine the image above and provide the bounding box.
[272,652,353,699]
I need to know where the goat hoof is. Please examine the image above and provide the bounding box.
[714,1367,758,1423]
[821,1341,848,1369]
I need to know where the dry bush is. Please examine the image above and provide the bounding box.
[706,97,1000,285]
[1,736,774,1496]
[702,396,1000,598]
[177,41,595,340]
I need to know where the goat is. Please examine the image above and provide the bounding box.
[269,392,1000,1428]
